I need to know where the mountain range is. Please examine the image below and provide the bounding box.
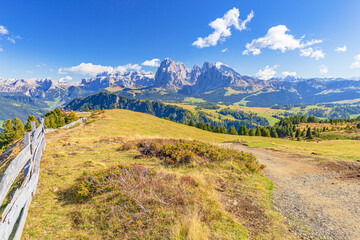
[1,58,360,122]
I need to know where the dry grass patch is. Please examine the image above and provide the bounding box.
[60,164,203,239]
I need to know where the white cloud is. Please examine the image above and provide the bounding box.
[256,65,278,80]
[7,37,15,43]
[59,76,73,82]
[0,26,8,35]
[142,58,161,67]
[0,47,3,52]
[26,70,33,74]
[6,35,20,44]
[221,48,228,52]
[282,71,297,77]
[243,25,322,57]
[335,45,347,53]
[350,54,360,69]
[320,65,328,74]
[193,8,254,48]
[58,63,141,76]
[300,47,325,60]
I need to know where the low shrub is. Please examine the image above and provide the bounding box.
[132,139,261,172]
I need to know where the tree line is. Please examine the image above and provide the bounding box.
[44,108,79,129]
[0,115,39,149]
[186,114,360,141]
[0,109,79,151]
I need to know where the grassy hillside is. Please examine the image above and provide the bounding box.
[91,109,360,162]
[23,109,298,239]
[170,102,285,126]
[22,109,360,239]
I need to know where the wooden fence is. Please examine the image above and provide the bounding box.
[0,120,46,240]
[44,117,87,134]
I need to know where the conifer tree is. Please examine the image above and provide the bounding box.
[25,115,39,132]
[249,128,256,136]
[244,126,249,136]
[65,111,79,124]
[255,127,262,136]
[188,120,195,127]
[218,126,227,134]
[13,118,24,139]
[301,129,306,137]
[229,125,238,135]
[238,126,245,135]
[270,128,278,138]
[1,119,15,145]
[306,127,313,139]
[261,127,270,137]
[289,128,294,138]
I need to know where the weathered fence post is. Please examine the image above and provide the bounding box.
[23,132,31,179]
[0,119,46,240]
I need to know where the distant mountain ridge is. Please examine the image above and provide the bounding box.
[1,58,360,122]
[81,71,155,90]
[78,59,360,107]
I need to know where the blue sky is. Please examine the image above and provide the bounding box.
[0,0,360,81]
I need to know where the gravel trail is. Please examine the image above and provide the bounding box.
[222,143,360,240]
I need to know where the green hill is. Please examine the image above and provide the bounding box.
[22,109,295,239]
[65,92,269,129]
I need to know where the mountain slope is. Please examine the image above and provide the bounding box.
[23,109,295,239]
[65,92,270,128]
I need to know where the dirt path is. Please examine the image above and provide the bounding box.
[221,143,360,240]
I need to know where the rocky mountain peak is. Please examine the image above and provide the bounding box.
[154,59,190,90]
[201,61,214,72]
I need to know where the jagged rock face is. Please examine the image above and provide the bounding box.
[154,58,190,90]
[81,71,155,90]
[189,65,201,85]
[0,78,61,97]
[191,62,263,94]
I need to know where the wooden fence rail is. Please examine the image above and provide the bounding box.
[44,117,87,134]
[0,119,46,240]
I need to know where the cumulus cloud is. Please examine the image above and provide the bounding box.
[335,45,347,53]
[221,48,228,52]
[320,65,328,74]
[256,65,278,80]
[243,25,323,58]
[0,26,20,51]
[58,63,141,76]
[193,8,254,48]
[282,71,297,77]
[0,26,8,35]
[350,54,360,69]
[59,76,73,82]
[300,47,325,60]
[142,58,161,67]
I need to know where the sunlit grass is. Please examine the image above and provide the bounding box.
[22,110,297,239]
